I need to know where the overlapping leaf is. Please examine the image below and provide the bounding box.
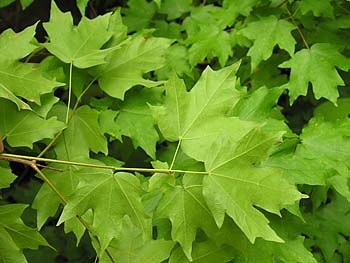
[58,171,150,253]
[240,15,296,71]
[153,64,304,246]
[95,34,172,100]
[155,174,218,260]
[43,2,116,68]
[0,99,65,148]
[0,23,64,105]
[99,217,174,263]
[0,204,50,263]
[52,104,108,160]
[279,43,350,104]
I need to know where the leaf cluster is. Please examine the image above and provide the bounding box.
[0,0,350,262]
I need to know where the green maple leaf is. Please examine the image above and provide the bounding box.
[95,34,172,100]
[0,23,37,62]
[121,0,157,33]
[32,164,81,230]
[115,87,162,159]
[0,24,64,105]
[303,192,350,262]
[298,0,334,17]
[169,241,235,263]
[297,117,350,199]
[182,6,233,66]
[43,2,116,68]
[240,15,296,71]
[279,43,350,104]
[202,129,304,243]
[159,0,192,20]
[76,0,89,15]
[58,171,150,253]
[0,165,16,189]
[186,24,232,67]
[0,204,50,263]
[52,104,108,160]
[153,64,304,243]
[155,174,219,260]
[99,217,174,263]
[0,99,65,148]
[0,83,31,110]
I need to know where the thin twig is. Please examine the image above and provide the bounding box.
[285,6,310,49]
[0,154,116,263]
[0,153,208,175]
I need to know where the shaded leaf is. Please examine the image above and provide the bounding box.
[279,43,350,104]
[0,99,65,148]
[95,34,172,100]
[240,15,296,71]
[0,204,50,263]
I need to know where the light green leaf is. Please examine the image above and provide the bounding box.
[0,23,37,62]
[240,15,296,71]
[0,26,64,105]
[0,61,63,105]
[44,1,116,68]
[0,166,17,189]
[203,128,304,243]
[58,171,150,253]
[169,241,235,263]
[53,105,107,160]
[156,174,218,260]
[0,99,65,148]
[98,110,122,141]
[0,83,31,110]
[153,64,304,243]
[99,217,174,263]
[76,0,89,15]
[0,204,50,263]
[279,43,350,104]
[95,34,172,99]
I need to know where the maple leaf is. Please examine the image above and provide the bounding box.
[43,2,116,68]
[58,171,150,253]
[99,217,174,263]
[153,64,304,244]
[302,192,350,262]
[279,43,350,104]
[240,15,296,71]
[0,165,16,189]
[114,87,162,159]
[0,204,50,263]
[159,0,192,20]
[298,0,334,17]
[0,83,31,110]
[169,241,235,263]
[53,104,108,160]
[95,34,172,100]
[121,0,157,33]
[182,6,232,66]
[0,99,65,148]
[202,128,304,243]
[0,23,37,62]
[0,24,64,105]
[155,174,219,260]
